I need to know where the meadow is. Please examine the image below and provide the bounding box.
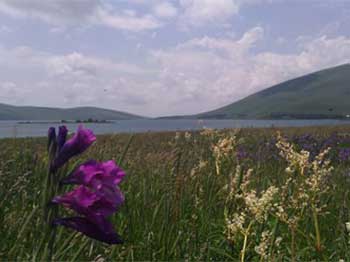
[1,126,350,261]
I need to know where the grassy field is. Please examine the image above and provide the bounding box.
[1,126,350,261]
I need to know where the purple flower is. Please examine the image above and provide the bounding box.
[57,126,68,152]
[51,125,96,172]
[62,160,125,206]
[339,148,350,162]
[236,147,248,161]
[52,185,121,217]
[52,185,125,245]
[47,125,125,245]
[53,216,123,244]
[63,160,125,186]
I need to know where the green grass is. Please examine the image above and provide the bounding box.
[0,126,350,261]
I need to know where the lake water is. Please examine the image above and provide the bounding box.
[0,119,349,138]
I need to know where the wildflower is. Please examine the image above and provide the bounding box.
[52,185,123,217]
[225,213,245,242]
[213,136,237,175]
[200,128,215,137]
[275,237,283,247]
[184,132,191,140]
[51,125,96,172]
[346,222,350,244]
[244,186,278,223]
[339,148,350,162]
[236,147,248,161]
[62,160,125,187]
[213,137,236,159]
[57,125,68,151]
[53,215,123,244]
[52,185,124,244]
[276,132,310,175]
[61,160,125,206]
[45,125,125,250]
[346,222,350,232]
[254,230,272,260]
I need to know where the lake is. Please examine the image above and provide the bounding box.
[0,119,349,138]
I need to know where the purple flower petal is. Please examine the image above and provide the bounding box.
[51,125,96,172]
[61,160,125,209]
[101,160,126,185]
[63,160,125,186]
[53,186,118,217]
[53,216,123,245]
[57,125,68,152]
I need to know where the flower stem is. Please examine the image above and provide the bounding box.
[312,205,322,253]
[241,221,253,262]
[47,226,57,261]
[291,227,296,262]
[268,218,279,260]
[45,169,61,261]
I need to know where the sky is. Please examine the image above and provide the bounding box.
[0,0,350,117]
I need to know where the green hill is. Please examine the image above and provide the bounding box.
[0,103,143,120]
[196,64,350,119]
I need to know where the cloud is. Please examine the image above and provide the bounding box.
[94,8,162,31]
[0,0,162,31]
[0,44,153,112]
[0,81,19,101]
[153,2,178,18]
[0,26,350,116]
[178,0,239,29]
[176,0,282,29]
[0,25,12,33]
[0,0,296,32]
[150,29,350,115]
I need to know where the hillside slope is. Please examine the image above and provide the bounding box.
[197,64,350,119]
[0,104,143,120]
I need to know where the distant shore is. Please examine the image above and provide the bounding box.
[17,120,115,124]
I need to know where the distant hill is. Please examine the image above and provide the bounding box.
[194,64,350,119]
[0,103,143,120]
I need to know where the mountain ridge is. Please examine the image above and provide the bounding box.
[192,63,350,119]
[3,64,350,120]
[0,103,144,120]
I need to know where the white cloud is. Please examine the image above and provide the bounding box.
[0,27,350,116]
[0,45,153,113]
[149,30,350,115]
[0,25,12,33]
[177,26,264,58]
[0,0,162,31]
[94,8,162,32]
[0,81,18,100]
[0,0,290,32]
[153,2,178,18]
[176,0,285,29]
[178,0,239,29]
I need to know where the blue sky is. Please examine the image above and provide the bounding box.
[0,0,350,117]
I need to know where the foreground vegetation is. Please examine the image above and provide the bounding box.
[1,126,350,261]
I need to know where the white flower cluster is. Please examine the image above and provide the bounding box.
[346,222,350,244]
[254,230,272,260]
[243,186,279,223]
[225,213,245,243]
